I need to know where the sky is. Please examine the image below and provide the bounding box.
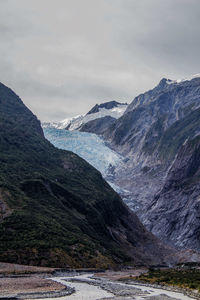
[0,0,200,121]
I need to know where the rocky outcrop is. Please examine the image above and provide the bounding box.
[104,77,200,154]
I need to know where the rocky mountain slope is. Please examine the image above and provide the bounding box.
[76,76,200,251]
[0,82,175,268]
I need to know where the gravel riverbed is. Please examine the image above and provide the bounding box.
[41,273,197,300]
[0,272,198,300]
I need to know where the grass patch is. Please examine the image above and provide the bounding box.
[135,268,200,292]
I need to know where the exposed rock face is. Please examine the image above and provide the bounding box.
[100,78,200,210]
[0,82,176,267]
[141,136,200,251]
[80,116,116,135]
[104,78,200,154]
[78,77,200,252]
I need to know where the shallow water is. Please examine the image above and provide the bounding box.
[36,274,113,300]
[132,283,196,300]
[35,274,197,300]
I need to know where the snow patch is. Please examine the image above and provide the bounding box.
[43,104,128,130]
[166,74,200,85]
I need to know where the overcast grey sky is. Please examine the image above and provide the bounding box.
[0,0,200,121]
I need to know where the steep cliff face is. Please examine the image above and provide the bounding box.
[0,82,175,268]
[97,76,200,251]
[101,77,200,210]
[141,136,200,251]
[104,77,200,154]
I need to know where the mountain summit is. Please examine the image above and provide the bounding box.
[87,100,128,115]
[43,100,128,131]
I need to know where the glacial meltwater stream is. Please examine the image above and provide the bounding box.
[35,274,197,300]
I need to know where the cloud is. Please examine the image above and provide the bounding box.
[0,0,200,121]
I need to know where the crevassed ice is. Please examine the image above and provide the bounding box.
[43,127,122,176]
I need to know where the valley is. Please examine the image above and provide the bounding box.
[0,82,176,269]
[44,76,200,254]
[1,1,200,299]
[0,270,198,300]
[1,77,200,298]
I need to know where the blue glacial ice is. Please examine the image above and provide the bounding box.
[43,127,137,208]
[43,127,122,177]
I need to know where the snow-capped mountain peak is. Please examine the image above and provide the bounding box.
[166,74,200,85]
[43,101,128,130]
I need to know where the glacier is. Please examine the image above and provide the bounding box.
[43,126,123,177]
[43,126,135,209]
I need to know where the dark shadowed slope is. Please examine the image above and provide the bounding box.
[0,82,175,268]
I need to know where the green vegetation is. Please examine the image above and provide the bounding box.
[136,268,200,292]
[0,82,131,268]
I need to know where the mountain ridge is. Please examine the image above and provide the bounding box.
[87,100,128,115]
[76,76,200,251]
[43,100,128,131]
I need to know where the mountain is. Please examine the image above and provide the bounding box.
[43,100,128,131]
[86,100,127,115]
[0,82,175,268]
[89,75,200,250]
[103,76,200,155]
[98,76,200,209]
[66,75,200,252]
